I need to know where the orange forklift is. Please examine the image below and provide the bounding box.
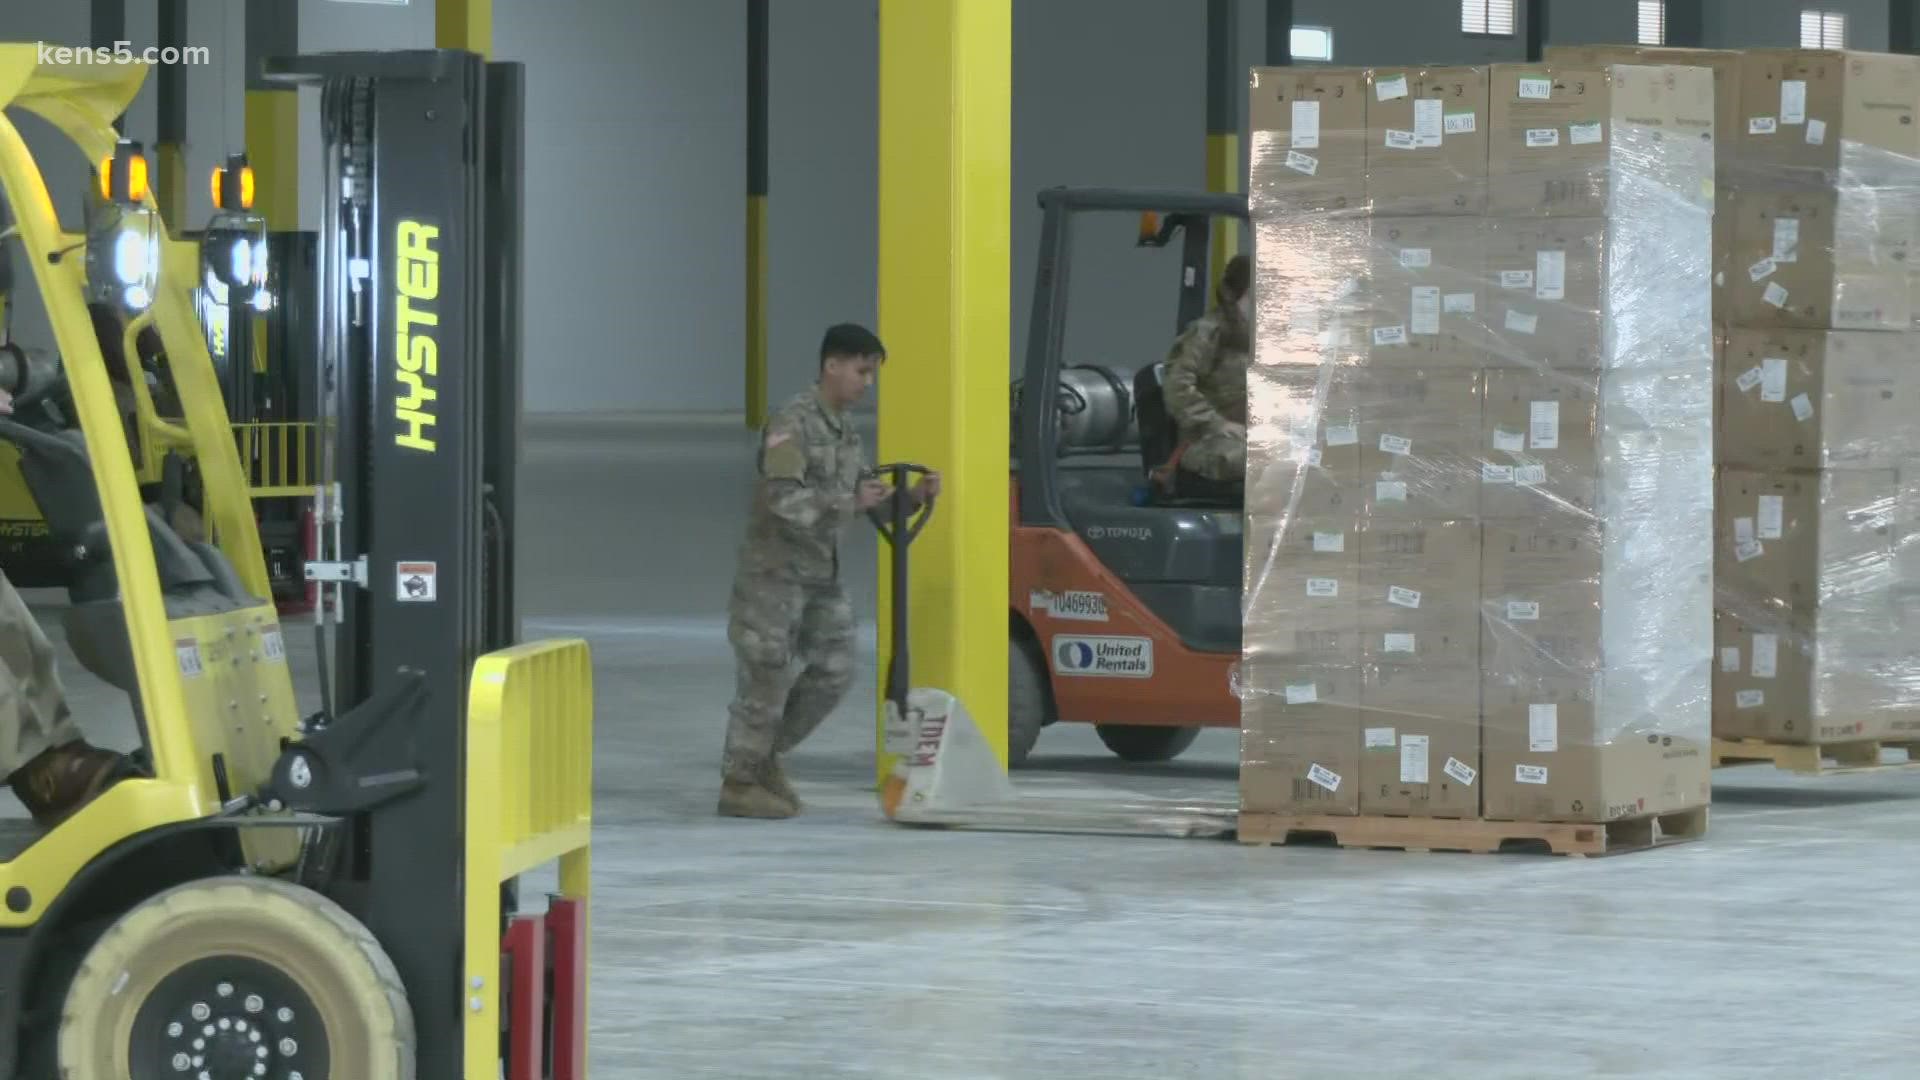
[1008,187,1249,766]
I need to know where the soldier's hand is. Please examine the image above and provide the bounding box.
[1221,421,1247,440]
[857,479,892,510]
[916,471,941,504]
[0,388,13,416]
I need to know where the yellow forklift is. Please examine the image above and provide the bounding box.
[0,44,592,1077]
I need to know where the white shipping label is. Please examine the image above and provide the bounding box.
[1500,270,1535,290]
[1507,601,1540,622]
[1373,325,1408,346]
[1493,428,1526,453]
[1736,689,1765,709]
[1761,356,1787,403]
[1518,77,1553,100]
[1325,424,1359,447]
[1285,683,1318,706]
[1536,250,1566,300]
[1515,764,1550,785]
[1312,531,1346,553]
[1399,247,1433,269]
[1443,292,1476,314]
[1307,763,1342,792]
[1377,73,1409,100]
[1758,495,1784,540]
[1414,98,1444,141]
[1444,758,1478,786]
[1376,480,1408,502]
[1733,516,1755,545]
[1411,286,1442,335]
[1749,116,1778,135]
[1568,121,1603,145]
[1764,281,1790,309]
[1292,101,1320,148]
[1735,539,1765,562]
[1781,80,1807,125]
[1736,365,1764,393]
[1379,433,1413,455]
[1366,727,1398,749]
[1444,111,1477,134]
[1384,632,1417,653]
[1721,647,1742,673]
[1483,464,1515,484]
[1807,118,1827,145]
[1791,393,1814,422]
[1307,447,1324,466]
[1515,464,1547,486]
[1400,735,1431,785]
[1388,585,1422,609]
[1752,633,1779,679]
[1773,218,1800,263]
[1529,704,1559,753]
[1505,309,1539,335]
[1530,400,1561,450]
[1749,257,1777,283]
[1526,128,1560,148]
[1385,129,1418,150]
[1306,577,1340,598]
[1286,151,1320,175]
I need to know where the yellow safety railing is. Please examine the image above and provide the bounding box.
[461,637,594,1076]
[232,421,316,497]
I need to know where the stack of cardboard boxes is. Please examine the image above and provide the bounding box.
[1241,61,1717,826]
[1712,50,1920,746]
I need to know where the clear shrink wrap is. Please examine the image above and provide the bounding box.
[1239,63,1716,824]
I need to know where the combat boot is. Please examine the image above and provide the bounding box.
[759,758,802,813]
[717,779,795,819]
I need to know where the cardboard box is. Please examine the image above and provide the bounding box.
[1715,468,1908,619]
[1482,217,1607,369]
[1726,189,1919,331]
[1363,217,1485,368]
[1488,63,1716,217]
[1734,50,1920,181]
[1366,66,1491,216]
[1713,603,1920,744]
[1243,514,1360,667]
[1247,365,1365,519]
[1358,519,1481,663]
[1480,520,1606,677]
[1249,66,1369,213]
[1239,657,1362,815]
[1353,370,1482,519]
[1359,661,1481,818]
[1543,46,1740,172]
[1479,367,1601,518]
[1483,671,1710,824]
[1718,328,1915,469]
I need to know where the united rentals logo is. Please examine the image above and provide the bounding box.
[1052,636,1153,678]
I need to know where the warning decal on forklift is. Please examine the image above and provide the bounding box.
[175,639,204,678]
[1030,589,1108,622]
[397,561,438,602]
[1052,636,1152,678]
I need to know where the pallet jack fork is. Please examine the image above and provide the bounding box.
[871,463,1233,838]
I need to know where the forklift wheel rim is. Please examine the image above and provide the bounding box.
[56,875,415,1080]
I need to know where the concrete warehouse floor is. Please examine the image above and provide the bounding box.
[17,415,1920,1078]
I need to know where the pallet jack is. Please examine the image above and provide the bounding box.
[0,45,591,1076]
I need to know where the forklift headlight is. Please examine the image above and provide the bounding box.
[89,209,162,313]
[115,227,153,286]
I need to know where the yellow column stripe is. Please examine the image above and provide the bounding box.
[1206,131,1240,295]
[436,0,493,58]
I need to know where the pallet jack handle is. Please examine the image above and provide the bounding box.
[867,462,935,718]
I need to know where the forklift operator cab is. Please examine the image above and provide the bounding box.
[0,45,592,1078]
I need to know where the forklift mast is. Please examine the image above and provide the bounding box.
[261,50,524,1077]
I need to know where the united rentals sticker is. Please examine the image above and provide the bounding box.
[1052,636,1153,678]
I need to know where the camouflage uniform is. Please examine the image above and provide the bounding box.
[722,388,866,787]
[1161,300,1251,484]
[0,569,82,775]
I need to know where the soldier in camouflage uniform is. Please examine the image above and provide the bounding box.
[720,324,939,818]
[1160,254,1252,486]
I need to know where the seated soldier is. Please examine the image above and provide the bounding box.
[1157,254,1250,495]
[0,385,133,827]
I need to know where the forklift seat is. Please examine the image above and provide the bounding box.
[1131,362,1244,509]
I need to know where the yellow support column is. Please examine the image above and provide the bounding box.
[1206,0,1241,289]
[875,0,1011,776]
[436,0,493,57]
[745,0,769,429]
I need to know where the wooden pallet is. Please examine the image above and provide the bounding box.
[1236,806,1709,857]
[1712,737,1920,775]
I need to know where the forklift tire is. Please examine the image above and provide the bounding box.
[1007,638,1049,769]
[1094,724,1201,763]
[57,875,415,1079]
